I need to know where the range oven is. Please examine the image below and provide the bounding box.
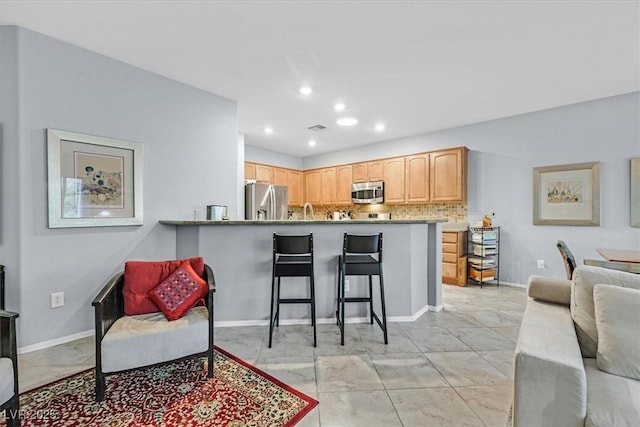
[351,181,384,204]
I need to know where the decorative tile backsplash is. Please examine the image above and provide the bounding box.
[290,203,467,221]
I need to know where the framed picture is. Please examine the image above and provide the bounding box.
[47,129,143,228]
[632,158,640,227]
[533,161,600,226]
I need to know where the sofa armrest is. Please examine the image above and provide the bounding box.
[513,300,586,427]
[527,275,572,306]
[92,272,125,342]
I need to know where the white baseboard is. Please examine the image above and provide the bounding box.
[428,304,444,312]
[498,281,527,288]
[19,329,94,354]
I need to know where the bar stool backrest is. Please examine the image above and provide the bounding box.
[274,233,313,255]
[343,233,383,261]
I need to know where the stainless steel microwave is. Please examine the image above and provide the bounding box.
[352,181,384,204]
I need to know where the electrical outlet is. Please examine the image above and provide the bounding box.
[345,280,350,292]
[537,259,545,269]
[51,292,64,308]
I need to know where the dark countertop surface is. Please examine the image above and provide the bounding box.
[159,219,448,225]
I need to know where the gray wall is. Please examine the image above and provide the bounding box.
[303,93,640,283]
[245,143,304,170]
[0,26,238,348]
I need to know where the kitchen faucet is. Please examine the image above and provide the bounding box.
[303,202,315,220]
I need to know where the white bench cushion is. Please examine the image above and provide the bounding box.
[101,305,209,373]
[0,357,14,406]
[585,358,640,427]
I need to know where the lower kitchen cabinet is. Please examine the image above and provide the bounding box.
[442,230,467,286]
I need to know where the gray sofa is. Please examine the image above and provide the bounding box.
[513,265,640,427]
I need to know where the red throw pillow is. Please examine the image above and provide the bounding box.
[148,262,208,321]
[123,257,205,315]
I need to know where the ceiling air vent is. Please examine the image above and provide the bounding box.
[307,124,328,132]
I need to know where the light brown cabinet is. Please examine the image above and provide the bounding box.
[352,160,384,183]
[336,165,353,205]
[383,157,406,204]
[442,231,468,286]
[368,160,384,181]
[352,163,368,183]
[405,154,430,203]
[430,147,467,202]
[304,170,322,205]
[255,164,273,183]
[244,162,256,180]
[287,170,303,206]
[321,167,337,205]
[273,167,288,186]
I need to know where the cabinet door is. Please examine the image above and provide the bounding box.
[368,160,384,181]
[273,167,288,186]
[287,170,303,206]
[336,165,353,205]
[352,163,368,183]
[383,157,406,203]
[304,170,322,205]
[244,162,256,180]
[430,148,467,202]
[405,154,430,203]
[321,167,337,205]
[255,164,273,183]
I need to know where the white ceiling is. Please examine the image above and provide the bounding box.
[1,1,638,157]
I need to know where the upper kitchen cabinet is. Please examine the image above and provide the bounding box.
[405,154,430,203]
[287,170,303,206]
[430,147,468,202]
[336,165,353,205]
[384,157,406,204]
[255,164,274,183]
[368,160,384,181]
[304,169,322,205]
[352,162,368,183]
[244,162,256,180]
[352,160,383,183]
[321,167,337,205]
[273,167,288,186]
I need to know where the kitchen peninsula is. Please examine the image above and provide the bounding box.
[159,219,446,327]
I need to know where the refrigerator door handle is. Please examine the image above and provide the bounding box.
[269,185,275,220]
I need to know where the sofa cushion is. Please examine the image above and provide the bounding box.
[123,257,205,315]
[584,358,640,427]
[570,266,640,358]
[593,284,640,381]
[0,357,14,406]
[100,305,209,373]
[148,262,207,321]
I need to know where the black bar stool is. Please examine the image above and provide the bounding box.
[269,233,316,348]
[336,232,388,345]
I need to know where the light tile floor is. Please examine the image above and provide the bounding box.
[17,284,526,427]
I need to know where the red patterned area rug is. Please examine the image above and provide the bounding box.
[5,346,318,427]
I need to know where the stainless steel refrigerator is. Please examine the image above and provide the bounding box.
[245,182,289,220]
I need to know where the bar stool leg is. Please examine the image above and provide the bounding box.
[379,265,388,345]
[268,274,276,348]
[310,275,317,347]
[340,258,346,346]
[337,255,342,325]
[368,275,374,324]
[276,277,281,326]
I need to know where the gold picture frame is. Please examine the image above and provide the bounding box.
[47,129,144,228]
[632,158,640,227]
[533,161,600,226]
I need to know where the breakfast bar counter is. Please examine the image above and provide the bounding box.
[159,219,446,326]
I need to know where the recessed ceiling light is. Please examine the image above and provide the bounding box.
[308,139,316,147]
[299,86,313,95]
[336,117,358,127]
[334,102,346,111]
[375,123,385,132]
[264,127,273,134]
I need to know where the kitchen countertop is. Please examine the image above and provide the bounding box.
[159,218,449,225]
